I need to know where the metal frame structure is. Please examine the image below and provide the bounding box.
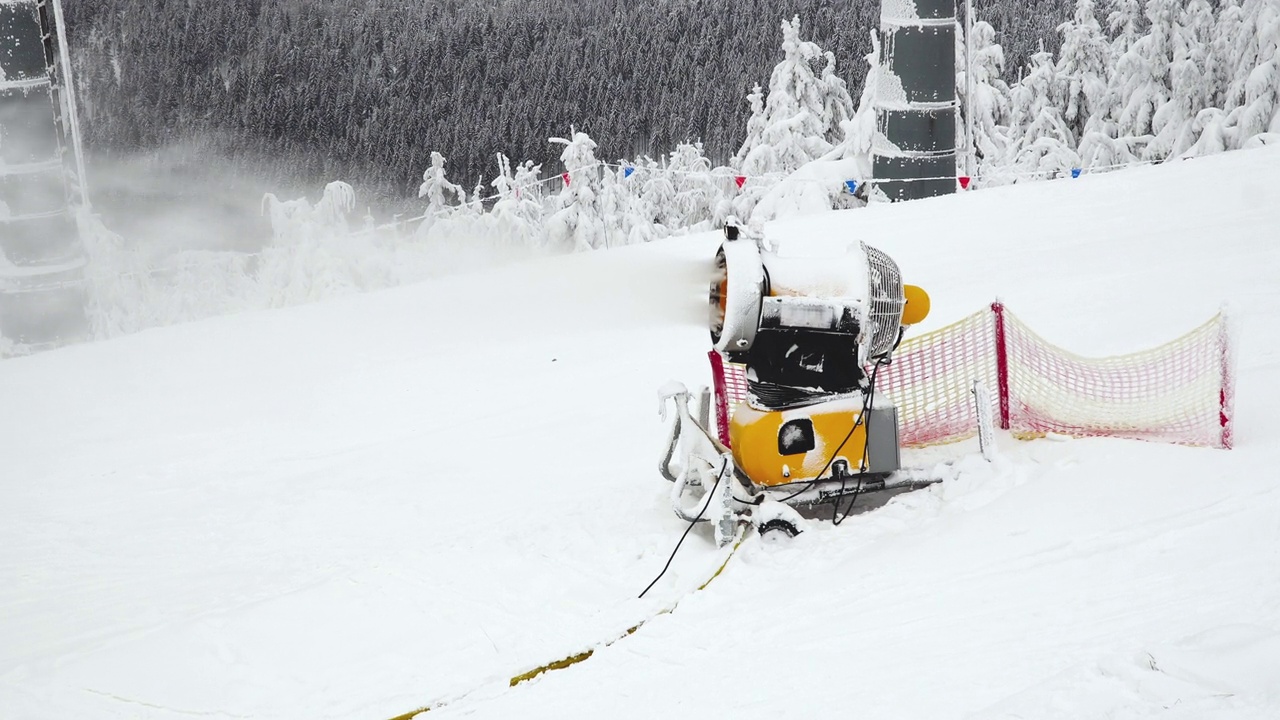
[0,0,89,350]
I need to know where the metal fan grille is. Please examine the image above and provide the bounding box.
[863,243,905,359]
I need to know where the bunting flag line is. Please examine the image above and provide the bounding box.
[734,176,746,189]
[562,172,571,186]
[844,180,858,194]
[958,176,971,190]
[624,166,635,179]
[1071,168,1082,179]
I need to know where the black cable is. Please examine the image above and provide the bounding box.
[830,431,871,526]
[638,462,727,599]
[771,412,865,505]
[771,359,884,506]
[639,347,890,597]
[768,359,884,513]
[770,370,875,504]
[831,360,884,526]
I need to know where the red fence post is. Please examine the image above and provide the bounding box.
[1219,312,1234,450]
[708,350,733,448]
[992,301,1011,431]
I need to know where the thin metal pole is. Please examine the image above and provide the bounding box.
[964,0,975,178]
[50,0,90,209]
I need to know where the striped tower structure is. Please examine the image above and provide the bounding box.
[872,0,958,202]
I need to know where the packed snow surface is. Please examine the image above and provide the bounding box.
[3,147,1280,719]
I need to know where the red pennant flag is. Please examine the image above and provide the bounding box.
[562,172,570,186]
[958,176,971,190]
[734,175,746,189]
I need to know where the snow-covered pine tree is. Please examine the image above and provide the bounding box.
[639,155,677,233]
[1077,124,1145,168]
[489,153,518,207]
[1075,0,1144,169]
[594,164,631,248]
[1005,47,1080,177]
[1108,0,1146,58]
[1210,0,1249,112]
[313,181,356,231]
[468,180,486,216]
[1181,0,1218,59]
[497,156,549,236]
[623,158,667,244]
[489,155,520,214]
[1009,47,1067,143]
[708,165,742,228]
[1147,0,1216,159]
[1111,0,1179,150]
[489,153,545,247]
[1057,0,1112,141]
[667,142,717,231]
[957,20,1014,180]
[726,16,859,222]
[547,131,604,252]
[734,16,833,176]
[818,51,856,149]
[732,85,768,170]
[840,29,883,163]
[1186,0,1239,152]
[1215,0,1274,118]
[1230,0,1280,144]
[512,159,546,219]
[416,151,466,235]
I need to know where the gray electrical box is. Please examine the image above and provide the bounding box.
[866,406,902,475]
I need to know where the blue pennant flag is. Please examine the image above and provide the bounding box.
[844,180,858,194]
[624,166,635,179]
[1071,168,1082,179]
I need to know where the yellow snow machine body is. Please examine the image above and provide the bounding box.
[659,225,936,544]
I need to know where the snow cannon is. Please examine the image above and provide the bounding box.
[659,225,934,544]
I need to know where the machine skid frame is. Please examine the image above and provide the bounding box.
[659,383,961,545]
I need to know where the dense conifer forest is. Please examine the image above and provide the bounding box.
[62,0,1073,196]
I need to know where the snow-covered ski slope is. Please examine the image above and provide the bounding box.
[3,146,1279,720]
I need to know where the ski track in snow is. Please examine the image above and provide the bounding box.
[2,146,1280,719]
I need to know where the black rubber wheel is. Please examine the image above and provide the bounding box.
[759,518,800,537]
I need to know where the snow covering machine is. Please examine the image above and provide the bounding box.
[658,226,938,545]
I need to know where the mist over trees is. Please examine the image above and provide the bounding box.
[12,0,1275,350]
[61,0,1075,197]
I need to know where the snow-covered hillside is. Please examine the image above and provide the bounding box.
[3,147,1279,720]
